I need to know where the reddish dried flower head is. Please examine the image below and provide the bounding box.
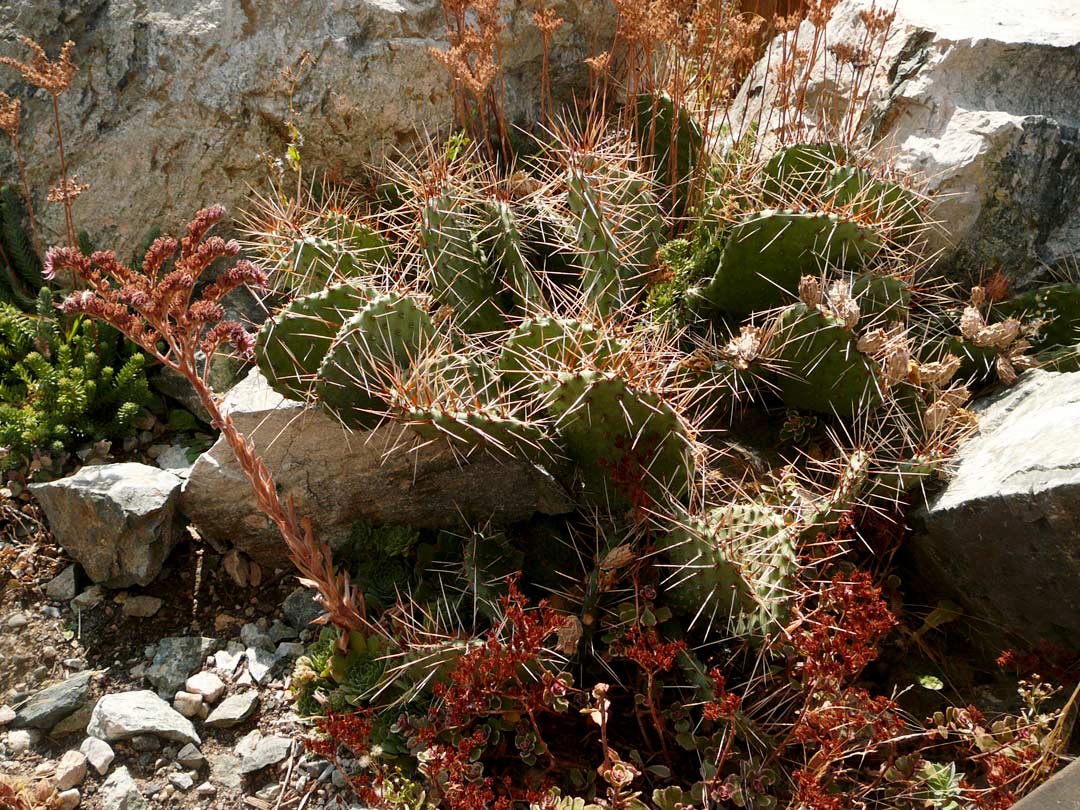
[0,37,77,95]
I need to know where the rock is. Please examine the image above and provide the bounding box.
[240,734,292,774]
[269,619,297,643]
[29,464,183,587]
[100,766,146,810]
[154,445,196,478]
[168,772,194,792]
[87,691,200,745]
[172,692,203,719]
[50,704,93,738]
[182,369,574,566]
[146,637,220,696]
[122,596,163,618]
[0,705,14,725]
[275,641,305,659]
[212,641,245,675]
[6,728,34,755]
[176,743,206,770]
[222,549,250,587]
[80,737,115,775]
[726,0,1080,284]
[54,750,88,790]
[184,672,225,704]
[910,370,1080,649]
[204,691,259,729]
[56,788,80,810]
[71,586,104,611]
[6,612,27,628]
[208,753,242,790]
[240,622,273,651]
[1,0,613,246]
[1013,756,1080,810]
[282,588,323,631]
[131,733,160,752]
[195,781,216,798]
[46,565,78,601]
[13,672,93,730]
[245,647,283,685]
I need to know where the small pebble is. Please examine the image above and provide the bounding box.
[55,788,80,810]
[6,613,28,629]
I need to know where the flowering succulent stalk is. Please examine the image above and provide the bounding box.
[44,205,368,635]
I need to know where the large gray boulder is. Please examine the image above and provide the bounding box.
[181,368,573,567]
[727,0,1080,284]
[0,0,614,245]
[30,463,183,587]
[910,370,1080,650]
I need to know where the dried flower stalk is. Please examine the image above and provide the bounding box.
[45,205,369,636]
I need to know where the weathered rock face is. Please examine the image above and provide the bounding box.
[728,0,1080,284]
[0,0,614,246]
[29,463,183,587]
[181,368,574,567]
[909,370,1080,651]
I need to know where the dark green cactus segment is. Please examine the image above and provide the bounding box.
[852,272,911,327]
[565,166,662,316]
[761,143,847,205]
[255,282,370,401]
[413,351,495,402]
[824,167,924,240]
[316,291,435,426]
[634,92,704,217]
[420,193,507,333]
[994,282,1080,352]
[496,317,621,395]
[402,403,553,461]
[283,236,366,293]
[320,212,393,264]
[479,199,547,313]
[546,370,693,504]
[658,502,796,639]
[696,210,880,316]
[767,303,882,416]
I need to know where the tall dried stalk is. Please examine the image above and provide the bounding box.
[0,92,44,260]
[0,37,81,248]
[44,206,370,638]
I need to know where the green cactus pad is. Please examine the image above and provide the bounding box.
[659,502,796,639]
[993,282,1080,352]
[566,166,662,316]
[401,403,553,461]
[421,193,507,333]
[696,210,880,315]
[635,92,704,217]
[316,291,435,426]
[824,167,924,240]
[320,212,393,263]
[479,199,547,313]
[546,370,693,504]
[852,272,912,327]
[497,317,622,396]
[255,282,370,401]
[767,303,883,416]
[761,143,847,205]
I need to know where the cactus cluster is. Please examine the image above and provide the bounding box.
[244,131,1076,805]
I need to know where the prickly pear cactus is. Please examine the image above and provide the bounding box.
[692,210,880,316]
[545,370,693,505]
[634,92,704,217]
[766,302,882,416]
[255,282,370,401]
[316,291,436,426]
[761,142,847,205]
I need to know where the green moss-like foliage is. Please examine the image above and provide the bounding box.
[0,187,44,311]
[0,295,153,470]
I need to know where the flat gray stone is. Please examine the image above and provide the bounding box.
[911,370,1080,648]
[181,370,573,566]
[146,637,220,696]
[46,565,78,601]
[204,691,258,729]
[122,596,163,618]
[13,672,93,730]
[240,734,292,774]
[80,736,115,775]
[208,754,242,790]
[87,691,199,745]
[100,766,146,810]
[30,463,183,587]
[282,588,323,631]
[175,742,206,770]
